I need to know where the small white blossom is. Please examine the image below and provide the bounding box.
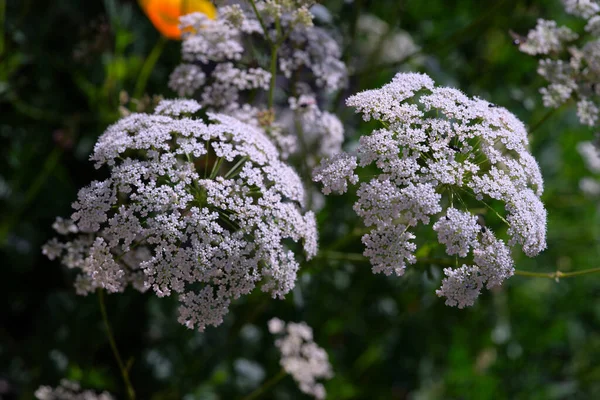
[577,140,600,196]
[312,153,358,195]
[436,265,484,309]
[169,64,206,97]
[35,380,114,400]
[269,319,333,400]
[578,140,600,172]
[52,217,79,235]
[473,230,514,289]
[268,317,285,334]
[580,176,600,195]
[577,98,599,126]
[433,208,480,258]
[586,15,600,35]
[362,224,416,276]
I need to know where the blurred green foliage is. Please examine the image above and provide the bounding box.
[2,0,600,399]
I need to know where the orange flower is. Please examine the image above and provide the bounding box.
[139,0,217,40]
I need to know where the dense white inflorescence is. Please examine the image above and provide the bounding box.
[43,99,317,331]
[35,380,114,400]
[268,318,333,399]
[168,2,347,161]
[517,1,600,131]
[314,72,547,308]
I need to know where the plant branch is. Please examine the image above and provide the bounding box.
[248,0,273,46]
[268,43,279,110]
[241,369,287,400]
[515,267,600,280]
[133,35,168,100]
[97,289,136,400]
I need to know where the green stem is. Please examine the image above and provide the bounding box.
[293,115,313,208]
[224,156,250,179]
[133,35,167,100]
[528,100,573,135]
[209,157,224,179]
[248,0,273,46]
[268,44,279,110]
[241,369,287,400]
[515,267,600,280]
[97,290,136,400]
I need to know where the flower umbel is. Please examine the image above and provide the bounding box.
[315,72,547,308]
[43,99,317,331]
[517,1,600,129]
[268,318,333,399]
[35,380,114,400]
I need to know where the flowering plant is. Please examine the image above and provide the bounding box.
[44,99,317,331]
[16,0,600,398]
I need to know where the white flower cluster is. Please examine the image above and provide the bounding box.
[517,19,578,56]
[169,2,347,161]
[35,380,114,400]
[314,72,547,308]
[577,140,600,195]
[355,14,421,67]
[287,94,344,164]
[517,2,600,128]
[268,318,333,399]
[43,99,317,331]
[563,0,600,19]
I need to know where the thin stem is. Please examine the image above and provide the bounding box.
[224,156,249,179]
[458,187,510,226]
[97,290,136,400]
[268,44,279,110]
[528,99,573,135]
[204,140,211,178]
[241,369,287,400]
[248,0,273,46]
[133,35,168,100]
[209,157,224,179]
[293,114,313,208]
[515,267,600,280]
[528,108,556,135]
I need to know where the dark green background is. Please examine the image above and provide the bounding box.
[2,0,600,398]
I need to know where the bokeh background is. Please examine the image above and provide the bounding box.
[2,0,600,399]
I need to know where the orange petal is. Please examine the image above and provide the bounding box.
[140,0,217,40]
